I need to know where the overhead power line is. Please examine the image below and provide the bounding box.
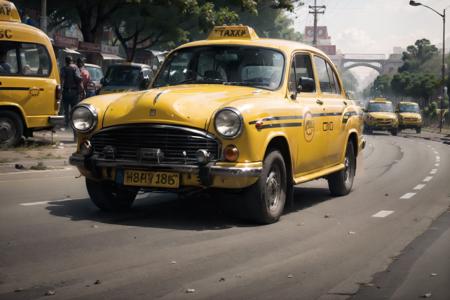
[309,0,326,46]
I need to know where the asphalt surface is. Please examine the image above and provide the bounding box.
[0,131,449,300]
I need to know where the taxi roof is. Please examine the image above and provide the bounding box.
[399,101,418,105]
[0,1,21,23]
[176,26,328,57]
[370,98,391,103]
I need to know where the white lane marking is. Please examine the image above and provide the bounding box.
[430,169,437,174]
[414,184,426,190]
[372,210,394,218]
[435,163,440,167]
[400,192,416,199]
[436,156,440,161]
[0,167,74,175]
[423,176,433,182]
[20,198,80,206]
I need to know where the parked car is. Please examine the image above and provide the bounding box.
[84,63,103,95]
[364,98,399,135]
[69,25,365,224]
[0,1,63,147]
[99,63,153,94]
[397,101,422,133]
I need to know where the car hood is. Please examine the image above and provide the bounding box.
[399,112,421,118]
[99,85,140,95]
[367,112,397,119]
[101,84,260,129]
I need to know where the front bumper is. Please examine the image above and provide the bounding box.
[69,153,262,188]
[48,115,65,127]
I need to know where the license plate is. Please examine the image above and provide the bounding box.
[123,170,180,188]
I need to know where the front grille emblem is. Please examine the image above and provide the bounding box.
[138,148,164,164]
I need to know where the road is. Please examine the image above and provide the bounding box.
[0,133,449,300]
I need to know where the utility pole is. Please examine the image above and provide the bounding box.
[309,0,326,47]
[40,0,47,33]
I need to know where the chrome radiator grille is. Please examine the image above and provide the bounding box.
[91,125,220,164]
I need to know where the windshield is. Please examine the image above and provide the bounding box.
[104,66,141,87]
[368,102,393,113]
[399,104,419,113]
[86,66,103,82]
[153,46,285,90]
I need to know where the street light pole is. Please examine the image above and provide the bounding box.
[40,0,47,33]
[409,0,447,132]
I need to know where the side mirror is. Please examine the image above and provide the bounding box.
[140,78,150,90]
[100,77,106,86]
[297,77,315,93]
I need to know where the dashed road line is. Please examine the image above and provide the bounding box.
[400,192,416,199]
[20,198,80,206]
[423,176,433,182]
[435,163,440,167]
[430,169,437,174]
[413,184,426,190]
[372,210,394,218]
[436,156,440,161]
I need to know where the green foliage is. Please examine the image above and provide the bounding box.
[399,39,438,73]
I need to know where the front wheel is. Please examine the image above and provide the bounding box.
[243,150,288,224]
[416,127,421,134]
[86,178,137,211]
[391,128,398,136]
[0,111,23,148]
[328,141,356,196]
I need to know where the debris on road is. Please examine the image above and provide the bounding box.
[94,280,101,285]
[45,290,56,296]
[219,277,226,282]
[422,292,432,298]
[324,214,331,218]
[287,274,294,278]
[13,288,23,292]
[385,193,389,197]
[91,225,99,229]
[348,231,356,235]
[171,260,177,264]
[30,161,47,170]
[14,164,25,170]
[186,288,196,293]
[430,273,438,277]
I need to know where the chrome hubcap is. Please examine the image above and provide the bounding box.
[344,155,352,185]
[266,166,281,211]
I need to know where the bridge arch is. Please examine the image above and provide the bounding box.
[342,62,382,74]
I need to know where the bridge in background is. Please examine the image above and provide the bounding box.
[331,53,404,75]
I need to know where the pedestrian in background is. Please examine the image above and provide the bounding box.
[60,56,82,128]
[77,58,94,98]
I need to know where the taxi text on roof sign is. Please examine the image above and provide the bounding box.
[208,25,259,40]
[0,1,21,23]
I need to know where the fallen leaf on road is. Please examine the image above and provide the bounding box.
[14,164,25,170]
[94,280,101,285]
[219,277,226,282]
[430,273,438,277]
[385,193,389,197]
[14,288,23,293]
[171,260,177,264]
[324,214,330,218]
[287,274,294,278]
[91,225,98,229]
[45,290,56,296]
[422,292,432,298]
[186,288,196,293]
[348,231,356,235]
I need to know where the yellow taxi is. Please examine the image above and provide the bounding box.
[364,98,399,135]
[397,101,422,133]
[0,1,62,147]
[69,25,365,224]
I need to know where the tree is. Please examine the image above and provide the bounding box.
[399,39,438,73]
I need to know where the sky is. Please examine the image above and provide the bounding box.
[291,0,450,89]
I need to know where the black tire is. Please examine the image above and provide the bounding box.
[363,127,372,134]
[243,150,288,224]
[0,111,23,148]
[86,178,137,211]
[328,141,356,196]
[391,128,398,136]
[416,127,421,134]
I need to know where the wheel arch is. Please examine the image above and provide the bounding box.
[0,103,28,130]
[264,135,293,183]
[347,130,358,158]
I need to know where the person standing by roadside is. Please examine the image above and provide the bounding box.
[77,58,94,98]
[60,56,82,128]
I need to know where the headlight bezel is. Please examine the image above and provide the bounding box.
[214,107,244,139]
[70,103,98,133]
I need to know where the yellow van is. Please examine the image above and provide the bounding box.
[0,1,62,147]
[397,101,422,133]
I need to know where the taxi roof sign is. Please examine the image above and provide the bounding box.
[208,25,259,40]
[0,1,21,23]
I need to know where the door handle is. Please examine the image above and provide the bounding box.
[316,99,324,105]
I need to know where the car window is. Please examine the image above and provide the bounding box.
[289,53,315,93]
[368,102,394,112]
[0,41,19,75]
[314,56,340,94]
[19,43,51,76]
[399,103,419,113]
[153,46,284,91]
[86,66,103,81]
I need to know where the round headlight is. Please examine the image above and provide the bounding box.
[71,104,97,133]
[214,108,243,139]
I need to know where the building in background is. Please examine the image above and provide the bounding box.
[303,26,336,56]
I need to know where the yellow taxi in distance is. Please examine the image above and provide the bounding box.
[364,98,399,135]
[0,1,62,147]
[69,25,365,224]
[397,101,422,133]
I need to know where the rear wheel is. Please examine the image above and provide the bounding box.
[391,128,398,136]
[243,150,288,224]
[0,111,23,148]
[86,178,137,211]
[328,141,356,196]
[416,127,421,134]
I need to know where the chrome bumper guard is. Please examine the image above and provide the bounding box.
[69,153,262,178]
[48,115,65,127]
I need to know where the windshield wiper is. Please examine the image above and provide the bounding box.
[223,81,270,88]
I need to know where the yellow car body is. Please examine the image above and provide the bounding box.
[70,25,364,223]
[397,102,422,133]
[364,98,398,135]
[0,1,62,147]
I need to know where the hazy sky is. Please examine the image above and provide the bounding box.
[291,0,450,87]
